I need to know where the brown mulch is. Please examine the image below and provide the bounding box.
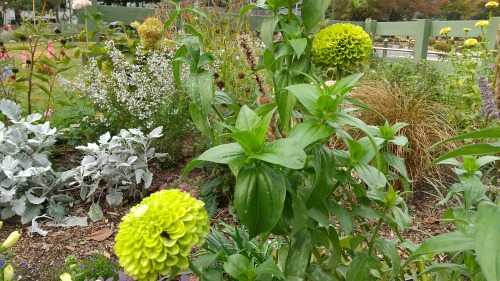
[0,164,208,281]
[0,166,454,281]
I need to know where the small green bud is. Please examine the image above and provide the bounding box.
[2,231,21,249]
[59,272,73,281]
[3,263,14,281]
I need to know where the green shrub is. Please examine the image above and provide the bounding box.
[56,254,118,281]
[312,23,373,74]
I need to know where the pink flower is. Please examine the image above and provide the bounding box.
[19,52,30,64]
[72,0,92,10]
[0,49,10,60]
[46,41,56,59]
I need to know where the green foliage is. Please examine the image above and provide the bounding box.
[187,73,414,280]
[191,223,286,281]
[367,59,446,101]
[257,0,331,132]
[410,127,500,280]
[65,127,166,221]
[0,99,66,224]
[114,189,210,281]
[312,23,373,76]
[57,254,119,281]
[0,226,20,281]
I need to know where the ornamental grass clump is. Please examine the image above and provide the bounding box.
[312,23,372,75]
[114,189,209,281]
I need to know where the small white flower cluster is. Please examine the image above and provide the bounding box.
[75,41,181,128]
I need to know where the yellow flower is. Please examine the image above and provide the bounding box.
[59,273,73,281]
[475,20,490,28]
[1,231,20,249]
[440,27,452,35]
[3,264,14,281]
[485,1,499,9]
[130,21,141,29]
[464,38,479,48]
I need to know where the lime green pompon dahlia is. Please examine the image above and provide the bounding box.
[312,23,373,71]
[137,17,163,49]
[114,189,209,281]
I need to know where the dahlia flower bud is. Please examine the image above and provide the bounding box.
[439,27,452,36]
[1,231,20,249]
[3,263,14,281]
[464,38,479,48]
[486,1,499,9]
[137,17,163,49]
[476,20,490,28]
[59,272,72,281]
[114,189,209,281]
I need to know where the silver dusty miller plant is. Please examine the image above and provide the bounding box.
[74,41,181,128]
[0,99,59,224]
[67,127,166,221]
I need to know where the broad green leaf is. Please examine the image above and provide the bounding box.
[289,38,308,58]
[276,90,296,133]
[88,202,103,222]
[375,239,401,276]
[475,203,500,281]
[234,165,287,237]
[197,143,245,164]
[301,0,331,33]
[233,107,274,153]
[252,139,306,170]
[391,206,411,230]
[332,202,353,234]
[286,84,321,114]
[433,127,500,148]
[435,143,500,163]
[308,147,338,207]
[308,265,336,281]
[355,163,387,190]
[189,104,211,137]
[223,254,255,281]
[285,230,313,279]
[346,253,379,281]
[256,258,285,280]
[412,231,474,257]
[261,16,278,47]
[289,120,333,149]
[239,4,256,18]
[330,73,364,96]
[236,105,261,131]
[384,153,410,181]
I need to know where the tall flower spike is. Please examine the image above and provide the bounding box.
[478,77,500,119]
[114,189,209,281]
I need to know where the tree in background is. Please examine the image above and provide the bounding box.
[332,0,495,21]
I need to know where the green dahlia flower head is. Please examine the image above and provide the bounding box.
[114,189,209,281]
[312,23,373,72]
[137,17,163,49]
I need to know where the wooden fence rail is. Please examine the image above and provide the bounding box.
[87,5,500,62]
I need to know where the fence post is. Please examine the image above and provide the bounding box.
[487,17,500,49]
[364,18,377,35]
[383,38,388,58]
[414,19,432,61]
